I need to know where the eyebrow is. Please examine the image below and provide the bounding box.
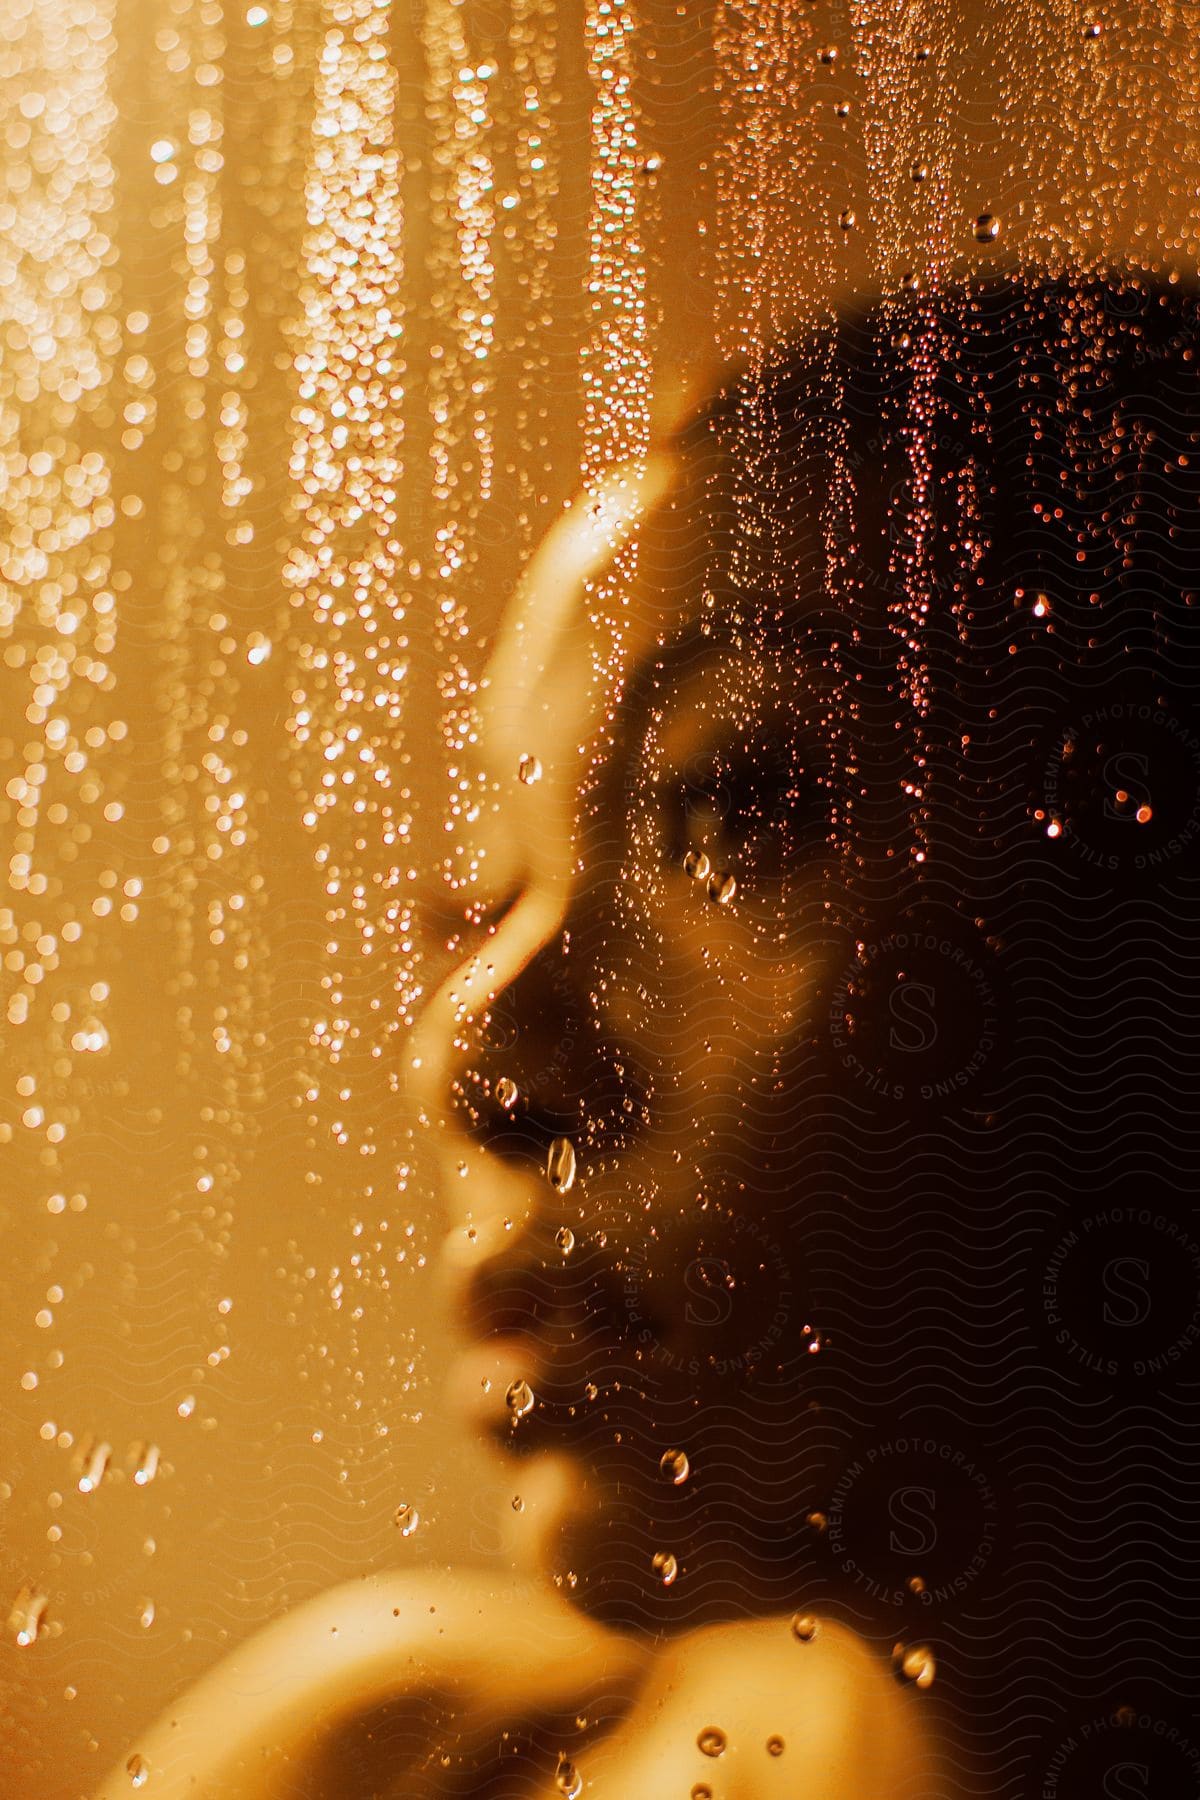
[617,611,824,773]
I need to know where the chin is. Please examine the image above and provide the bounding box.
[470,1353,834,1640]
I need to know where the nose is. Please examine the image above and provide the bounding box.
[429,895,675,1368]
[408,879,565,1119]
[412,878,575,1341]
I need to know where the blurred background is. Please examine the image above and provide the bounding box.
[1,0,1198,1789]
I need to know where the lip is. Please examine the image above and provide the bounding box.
[445,1333,545,1435]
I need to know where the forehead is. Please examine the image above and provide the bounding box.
[482,432,912,833]
[483,286,1200,807]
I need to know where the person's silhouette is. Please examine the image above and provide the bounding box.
[103,273,1200,1798]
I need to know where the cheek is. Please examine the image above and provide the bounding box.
[588,871,837,1082]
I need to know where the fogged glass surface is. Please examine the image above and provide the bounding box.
[3,3,1200,1795]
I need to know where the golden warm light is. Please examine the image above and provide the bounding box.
[4,2,1200,1795]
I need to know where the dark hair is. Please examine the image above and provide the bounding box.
[663,271,1200,1789]
[665,271,1200,879]
[685,269,1200,454]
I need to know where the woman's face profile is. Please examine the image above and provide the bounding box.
[81,278,1200,1800]
[423,283,1200,1677]
[434,448,854,1608]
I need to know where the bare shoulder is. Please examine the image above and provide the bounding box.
[97,1583,943,1798]
[95,1571,648,1799]
[584,1613,946,1799]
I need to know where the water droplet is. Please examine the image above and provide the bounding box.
[767,1735,785,1757]
[894,1642,937,1688]
[834,99,852,117]
[707,870,737,906]
[518,752,542,786]
[838,207,857,232]
[683,848,711,882]
[659,1447,690,1484]
[1136,803,1153,823]
[974,212,1000,242]
[651,1550,678,1585]
[1046,817,1063,839]
[127,1753,149,1789]
[555,1225,575,1255]
[697,1727,726,1758]
[77,1439,111,1494]
[393,1502,420,1536]
[495,1076,519,1110]
[9,1585,47,1647]
[506,1377,535,1420]
[818,44,839,65]
[791,1613,820,1642]
[139,1598,155,1629]
[1084,19,1102,36]
[641,151,664,175]
[555,1756,582,1798]
[546,1136,577,1193]
[131,1442,159,1486]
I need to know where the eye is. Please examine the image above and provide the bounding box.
[675,745,759,849]
[665,725,830,879]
